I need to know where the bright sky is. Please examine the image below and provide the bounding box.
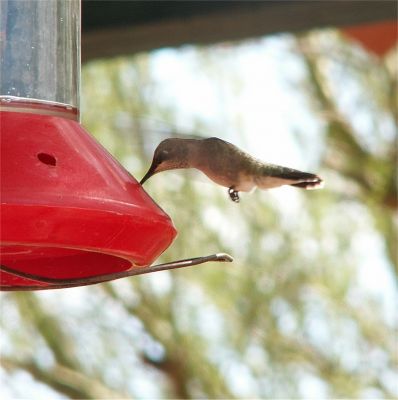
[2,31,397,399]
[149,36,324,168]
[147,36,396,324]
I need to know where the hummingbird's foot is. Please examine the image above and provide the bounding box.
[228,187,240,203]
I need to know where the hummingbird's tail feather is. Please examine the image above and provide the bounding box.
[290,178,324,190]
[277,170,324,190]
[256,166,324,190]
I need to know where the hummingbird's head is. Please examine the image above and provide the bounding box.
[140,138,190,185]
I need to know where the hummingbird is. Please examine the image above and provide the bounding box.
[140,137,324,202]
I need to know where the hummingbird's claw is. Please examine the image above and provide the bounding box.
[228,187,240,203]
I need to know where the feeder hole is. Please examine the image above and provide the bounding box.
[37,153,57,166]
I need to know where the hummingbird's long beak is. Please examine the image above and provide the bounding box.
[140,161,159,185]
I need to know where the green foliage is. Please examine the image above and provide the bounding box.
[1,31,397,399]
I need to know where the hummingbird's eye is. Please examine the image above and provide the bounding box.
[161,149,171,159]
[156,149,170,163]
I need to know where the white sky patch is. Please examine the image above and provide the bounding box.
[139,269,173,297]
[149,47,223,128]
[351,229,398,325]
[202,205,249,255]
[0,369,68,400]
[297,371,330,399]
[126,369,165,399]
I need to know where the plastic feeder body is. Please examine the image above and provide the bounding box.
[0,0,177,290]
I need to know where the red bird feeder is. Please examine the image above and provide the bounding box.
[0,0,232,290]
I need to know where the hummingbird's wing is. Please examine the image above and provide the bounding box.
[130,117,205,159]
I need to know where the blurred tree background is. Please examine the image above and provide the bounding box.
[1,29,397,399]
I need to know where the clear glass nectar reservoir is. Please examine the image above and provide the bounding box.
[0,0,80,115]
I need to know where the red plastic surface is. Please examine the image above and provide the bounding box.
[343,20,397,56]
[0,110,177,289]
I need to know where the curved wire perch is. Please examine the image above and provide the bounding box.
[0,253,234,291]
